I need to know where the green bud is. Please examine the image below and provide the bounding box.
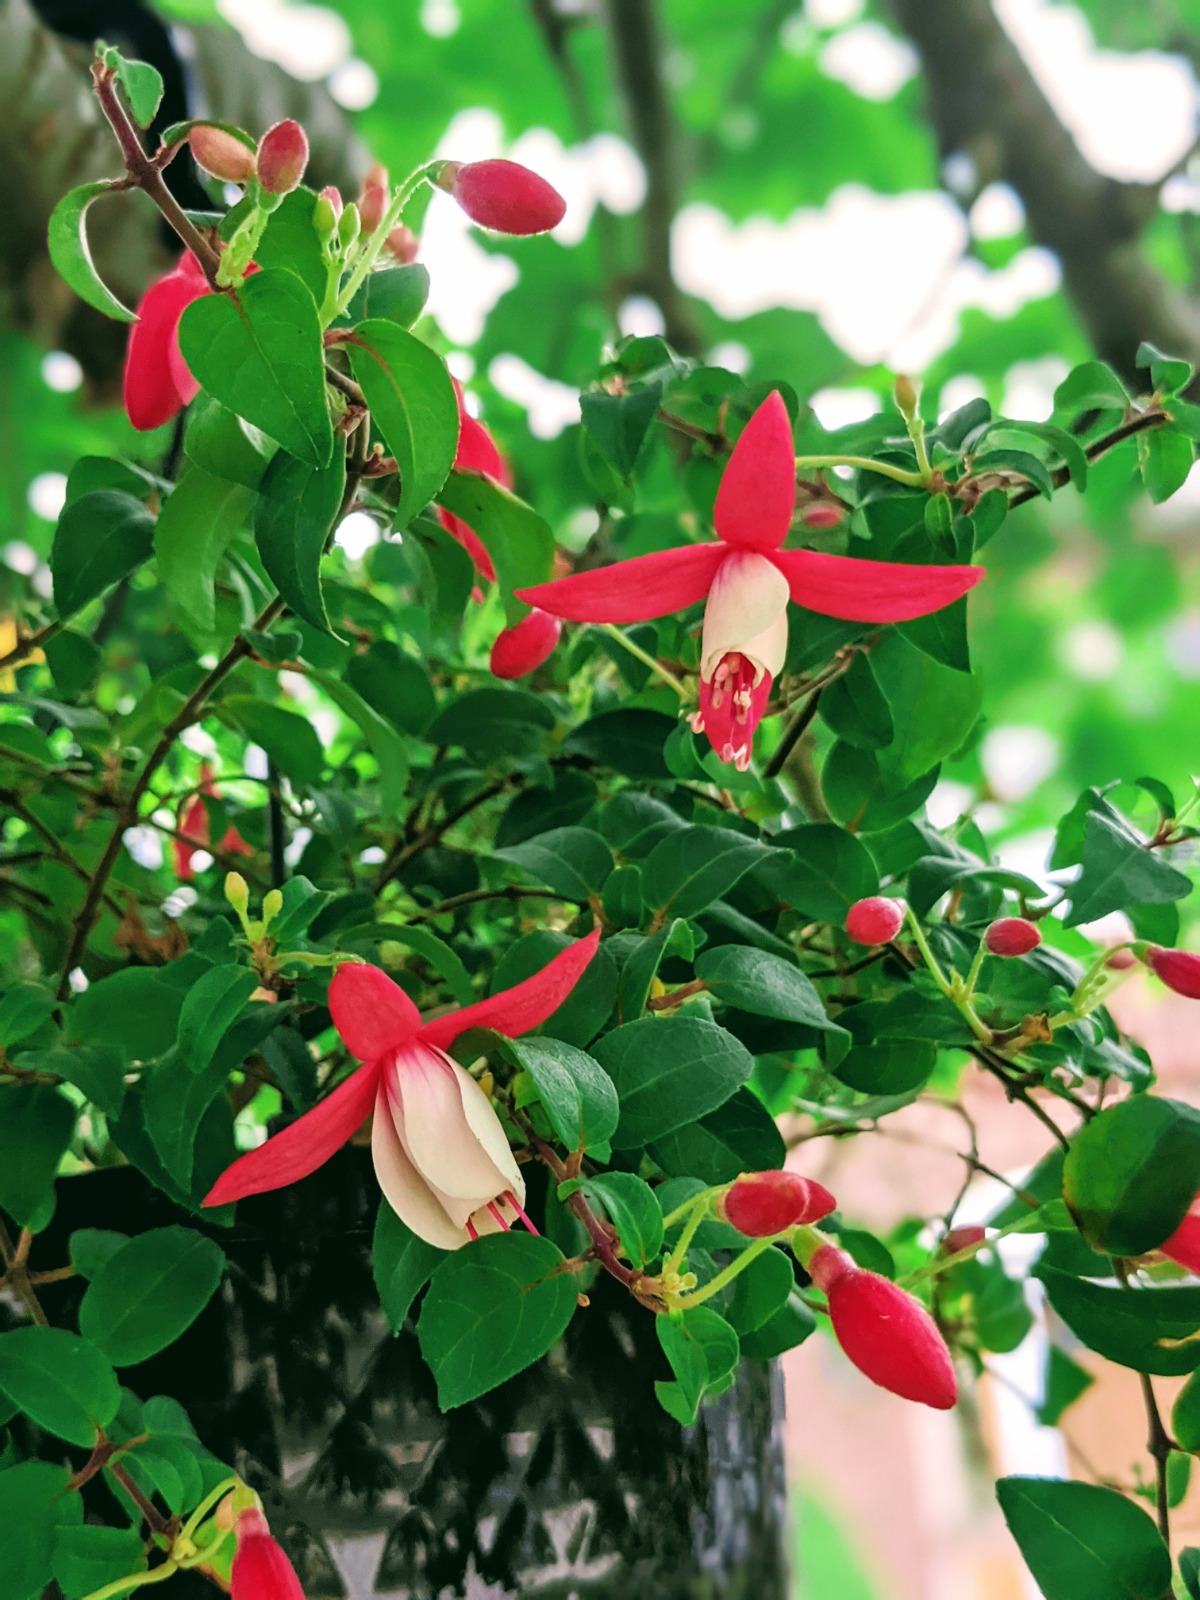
[224,872,250,917]
[313,194,339,241]
[262,888,284,927]
[893,373,920,418]
[338,201,361,250]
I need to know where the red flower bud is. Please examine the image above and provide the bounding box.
[188,125,257,185]
[1162,1202,1200,1273]
[1106,946,1137,971]
[983,917,1041,957]
[438,158,566,236]
[1142,945,1200,999]
[489,609,562,680]
[257,119,309,196]
[719,1171,836,1236]
[802,503,843,530]
[809,1245,957,1410]
[231,1509,305,1600]
[844,896,905,946]
[942,1225,986,1254]
[384,223,420,264]
[357,162,390,234]
[319,185,344,219]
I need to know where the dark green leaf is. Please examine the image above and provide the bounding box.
[156,467,254,637]
[820,653,894,749]
[568,1171,663,1267]
[1039,1267,1200,1375]
[1053,361,1128,417]
[996,1476,1171,1600]
[345,641,436,735]
[373,1204,445,1332]
[0,984,56,1049]
[345,263,431,328]
[47,182,136,322]
[254,448,347,635]
[770,823,880,921]
[562,708,675,778]
[727,1246,794,1335]
[307,668,410,815]
[497,826,613,901]
[176,965,257,1077]
[1065,811,1191,927]
[52,1523,147,1599]
[594,1015,753,1148]
[79,1226,225,1366]
[1063,1096,1200,1256]
[507,1035,619,1153]
[650,1087,784,1184]
[656,1307,739,1424]
[0,1326,120,1445]
[348,320,458,528]
[219,695,325,785]
[52,491,155,620]
[696,945,842,1032]
[641,826,771,919]
[0,1462,82,1600]
[1139,427,1194,504]
[0,1084,75,1227]
[580,383,662,477]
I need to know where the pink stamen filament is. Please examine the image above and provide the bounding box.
[487,1201,511,1231]
[466,1217,479,1241]
[504,1190,540,1236]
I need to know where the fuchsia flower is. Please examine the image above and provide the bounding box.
[717,1170,836,1237]
[205,929,601,1248]
[809,1245,958,1410]
[437,158,566,236]
[1140,944,1200,999]
[173,764,252,882]
[844,896,906,946]
[489,608,562,679]
[1162,1199,1200,1274]
[231,1509,305,1600]
[984,917,1041,956]
[518,392,983,769]
[123,251,210,430]
[438,380,508,583]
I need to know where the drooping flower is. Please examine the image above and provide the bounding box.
[231,1508,305,1600]
[123,251,210,430]
[1140,944,1200,999]
[204,929,602,1248]
[438,380,509,583]
[984,917,1041,957]
[517,392,983,769]
[435,158,566,236]
[717,1170,836,1237]
[174,765,253,882]
[808,1244,957,1410]
[844,897,906,946]
[489,608,562,680]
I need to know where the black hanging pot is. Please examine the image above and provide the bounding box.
[38,1152,789,1600]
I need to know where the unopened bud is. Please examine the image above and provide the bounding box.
[189,125,257,185]
[384,223,420,264]
[337,201,361,250]
[1106,946,1137,970]
[231,1506,305,1600]
[261,888,283,926]
[1140,944,1200,999]
[250,986,278,1005]
[489,609,562,680]
[984,917,1041,957]
[845,896,905,946]
[313,187,342,240]
[357,162,390,234]
[257,119,309,196]
[717,1170,836,1237]
[802,503,843,530]
[1162,1200,1200,1274]
[942,1225,986,1254]
[225,872,250,917]
[893,373,919,418]
[809,1245,957,1410]
[440,157,566,236]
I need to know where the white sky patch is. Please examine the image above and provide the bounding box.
[329,58,378,110]
[334,510,381,559]
[27,473,67,522]
[3,541,39,576]
[981,724,1061,802]
[805,0,864,28]
[123,826,164,871]
[180,726,218,757]
[819,22,918,100]
[1000,354,1071,421]
[926,778,974,829]
[489,355,579,439]
[618,296,666,338]
[42,351,83,393]
[421,0,460,37]
[244,745,270,781]
[995,827,1058,896]
[969,182,1025,240]
[1060,618,1123,681]
[218,0,351,80]
[1166,611,1200,679]
[938,374,985,417]
[709,340,751,375]
[808,386,879,429]
[996,0,1198,181]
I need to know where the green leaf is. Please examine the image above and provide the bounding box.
[176,965,257,1076]
[1182,1548,1200,1600]
[506,1035,619,1153]
[66,968,183,1061]
[1063,1096,1200,1256]
[52,1523,148,1599]
[1137,340,1194,396]
[650,1086,785,1183]
[348,320,459,528]
[52,491,155,620]
[71,1229,129,1280]
[1173,1367,1200,1452]
[47,182,136,322]
[1038,1267,1200,1375]
[580,383,662,478]
[436,474,556,623]
[1036,1345,1094,1426]
[0,1326,120,1446]
[696,945,842,1032]
[251,188,327,302]
[770,823,880,921]
[593,1015,753,1148]
[15,1045,126,1120]
[0,1084,76,1226]
[78,1226,225,1366]
[996,1476,1171,1600]
[372,1204,446,1332]
[971,447,1054,499]
[103,45,164,126]
[254,448,348,636]
[417,1233,577,1407]
[874,632,983,783]
[739,1293,817,1359]
[562,708,675,778]
[656,1307,739,1425]
[820,653,894,749]
[184,394,275,488]
[1139,427,1194,504]
[1065,811,1191,927]
[569,1171,663,1267]
[427,685,556,763]
[0,1462,83,1600]
[156,467,254,636]
[0,984,56,1049]
[178,270,334,467]
[822,741,938,832]
[727,1246,794,1335]
[345,263,431,328]
[219,695,325,786]
[1053,360,1128,417]
[379,925,474,1007]
[641,826,771,919]
[307,668,410,816]
[497,826,614,901]
[345,640,436,736]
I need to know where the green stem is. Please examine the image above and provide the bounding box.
[905,908,993,1044]
[177,1475,238,1545]
[79,1564,178,1600]
[333,164,438,318]
[597,622,692,700]
[904,907,952,992]
[661,1187,719,1231]
[664,1197,711,1277]
[961,941,987,1005]
[794,454,926,488]
[671,1235,778,1309]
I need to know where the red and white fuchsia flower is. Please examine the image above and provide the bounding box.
[231,1508,305,1600]
[123,251,209,430]
[518,392,982,769]
[717,1170,836,1236]
[808,1244,957,1410]
[205,930,600,1247]
[436,158,566,235]
[174,765,253,882]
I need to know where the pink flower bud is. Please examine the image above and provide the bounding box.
[188,125,257,185]
[942,1225,986,1254]
[319,185,344,219]
[489,609,562,679]
[437,158,566,236]
[1162,1201,1200,1273]
[1106,946,1137,970]
[983,916,1041,957]
[357,162,390,234]
[384,223,420,264]
[718,1171,836,1237]
[809,1245,957,1410]
[1142,945,1200,999]
[257,119,309,196]
[844,896,905,946]
[802,503,843,530]
[231,1509,304,1600]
